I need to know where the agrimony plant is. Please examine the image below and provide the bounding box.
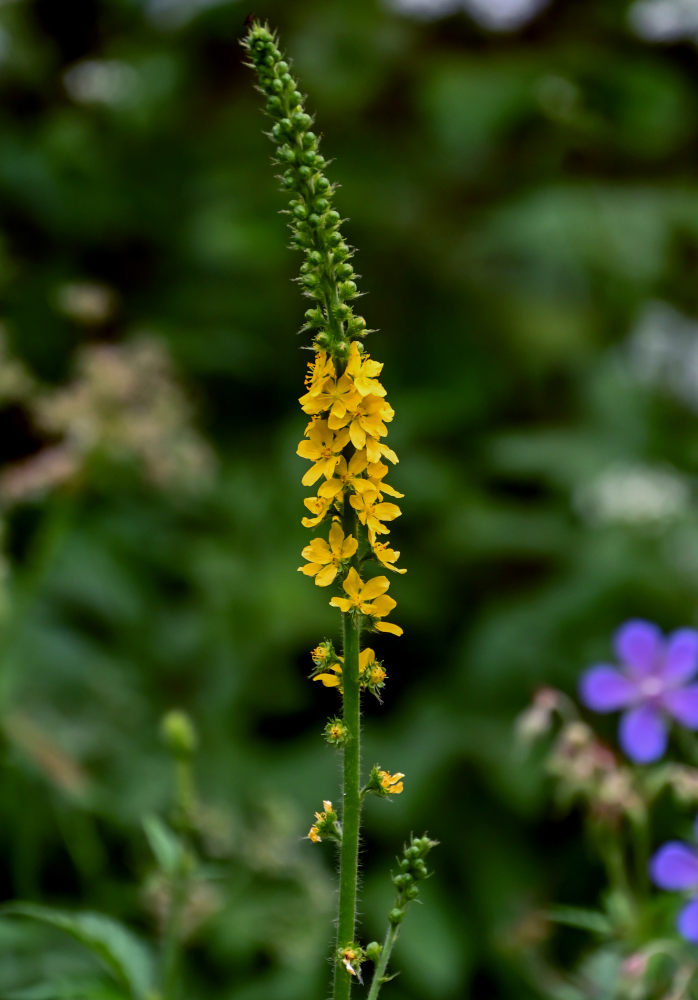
[243,21,436,1000]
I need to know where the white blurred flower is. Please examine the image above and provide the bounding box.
[144,0,227,27]
[387,0,549,27]
[463,0,549,30]
[63,60,139,106]
[54,282,117,326]
[387,0,460,17]
[629,0,698,42]
[628,301,698,412]
[574,462,690,527]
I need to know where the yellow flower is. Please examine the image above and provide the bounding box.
[299,370,360,425]
[302,351,335,395]
[366,459,404,498]
[349,489,401,539]
[297,418,350,486]
[329,567,397,620]
[378,769,404,794]
[342,946,361,977]
[345,341,386,397]
[301,494,334,528]
[365,436,398,465]
[359,648,387,686]
[346,395,394,450]
[299,521,358,586]
[370,664,386,684]
[307,799,335,841]
[373,540,406,574]
[317,451,369,500]
[311,641,333,667]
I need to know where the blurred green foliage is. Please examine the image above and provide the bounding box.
[2,0,698,996]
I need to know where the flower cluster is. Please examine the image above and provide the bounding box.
[298,343,404,638]
[308,800,341,844]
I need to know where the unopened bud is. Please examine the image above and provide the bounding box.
[161,710,197,758]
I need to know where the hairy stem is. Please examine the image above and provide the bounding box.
[334,611,361,1000]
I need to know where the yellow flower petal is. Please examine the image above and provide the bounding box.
[330,596,353,613]
[340,535,358,560]
[342,567,362,600]
[315,563,338,587]
[361,576,390,601]
[359,648,375,670]
[375,620,403,636]
[367,593,396,617]
[328,520,344,554]
[313,673,341,687]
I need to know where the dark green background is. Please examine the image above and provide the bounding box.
[2,0,698,996]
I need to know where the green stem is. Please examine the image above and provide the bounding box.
[367,923,400,1000]
[161,872,187,1000]
[333,611,361,1000]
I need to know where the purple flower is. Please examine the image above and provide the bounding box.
[650,820,698,943]
[579,620,698,764]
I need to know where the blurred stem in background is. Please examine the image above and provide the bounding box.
[159,710,199,1000]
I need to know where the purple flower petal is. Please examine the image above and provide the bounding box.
[650,842,698,890]
[663,629,698,684]
[619,704,667,763]
[678,898,698,943]
[579,665,635,712]
[614,620,662,677]
[663,684,698,729]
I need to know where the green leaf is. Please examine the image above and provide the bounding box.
[142,814,184,875]
[545,906,613,935]
[0,905,154,999]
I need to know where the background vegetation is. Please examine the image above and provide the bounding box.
[2,0,698,996]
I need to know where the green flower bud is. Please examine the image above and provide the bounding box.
[388,907,405,926]
[293,111,312,129]
[160,710,197,758]
[365,941,382,964]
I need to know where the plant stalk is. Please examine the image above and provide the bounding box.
[367,923,400,1000]
[333,611,361,1000]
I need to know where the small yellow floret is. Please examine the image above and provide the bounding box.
[378,769,405,794]
[299,521,358,587]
